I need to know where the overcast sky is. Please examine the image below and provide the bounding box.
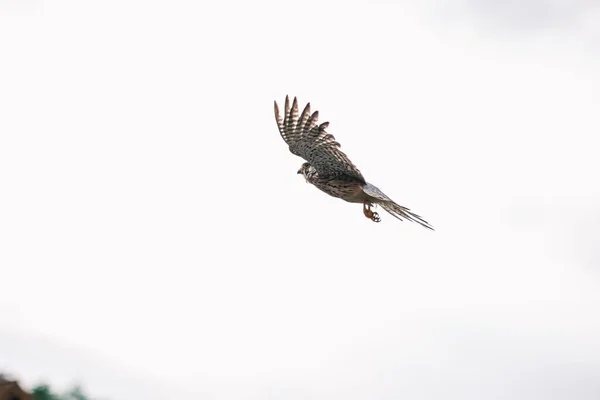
[1,1,599,400]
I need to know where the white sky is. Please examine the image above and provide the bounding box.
[1,1,599,399]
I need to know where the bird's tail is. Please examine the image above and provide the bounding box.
[379,201,434,230]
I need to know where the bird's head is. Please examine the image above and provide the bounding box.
[297,162,311,182]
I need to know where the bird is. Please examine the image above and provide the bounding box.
[274,95,433,230]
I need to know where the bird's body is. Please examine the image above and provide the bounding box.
[275,96,433,230]
[300,163,365,203]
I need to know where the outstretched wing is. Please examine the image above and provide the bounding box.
[362,183,434,230]
[274,96,365,183]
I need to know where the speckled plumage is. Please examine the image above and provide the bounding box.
[274,96,433,230]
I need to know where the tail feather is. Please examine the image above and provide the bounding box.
[379,201,434,230]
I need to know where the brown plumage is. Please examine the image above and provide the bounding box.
[274,96,433,230]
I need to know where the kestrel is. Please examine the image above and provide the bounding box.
[274,96,433,230]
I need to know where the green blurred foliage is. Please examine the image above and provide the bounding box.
[31,384,58,400]
[31,383,92,400]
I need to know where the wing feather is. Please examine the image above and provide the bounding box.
[274,96,365,182]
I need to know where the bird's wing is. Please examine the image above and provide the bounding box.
[362,183,434,230]
[274,96,365,183]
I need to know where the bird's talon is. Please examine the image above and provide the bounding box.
[363,203,381,222]
[371,211,381,223]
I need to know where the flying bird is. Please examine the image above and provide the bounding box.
[274,96,433,230]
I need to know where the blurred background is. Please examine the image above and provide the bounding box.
[1,1,599,399]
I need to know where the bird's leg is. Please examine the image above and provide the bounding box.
[363,202,381,223]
